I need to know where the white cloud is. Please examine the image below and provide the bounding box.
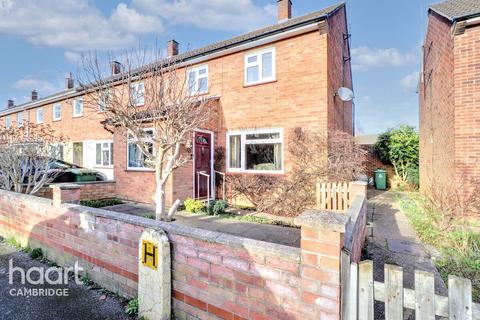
[0,0,163,51]
[132,0,276,32]
[12,77,62,96]
[351,47,419,71]
[64,51,82,64]
[400,71,420,92]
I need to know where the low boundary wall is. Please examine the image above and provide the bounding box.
[0,181,368,320]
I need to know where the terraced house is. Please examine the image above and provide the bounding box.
[419,0,480,195]
[0,0,353,206]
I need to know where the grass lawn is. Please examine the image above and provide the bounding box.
[397,192,480,301]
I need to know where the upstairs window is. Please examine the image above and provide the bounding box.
[187,65,209,95]
[96,142,114,166]
[17,112,23,127]
[73,99,83,117]
[5,116,11,128]
[227,128,283,173]
[98,90,111,112]
[53,103,62,121]
[244,47,275,85]
[130,82,145,106]
[36,107,44,124]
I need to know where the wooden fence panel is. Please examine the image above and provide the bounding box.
[358,261,374,320]
[414,270,435,320]
[385,264,404,320]
[316,181,350,212]
[448,275,473,320]
[346,260,480,320]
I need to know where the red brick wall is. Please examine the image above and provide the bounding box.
[419,12,456,193]
[35,181,117,201]
[0,186,367,319]
[453,24,480,187]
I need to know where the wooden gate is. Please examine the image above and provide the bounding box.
[342,258,480,319]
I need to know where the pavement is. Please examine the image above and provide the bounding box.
[0,239,130,320]
[364,190,447,319]
[104,202,301,247]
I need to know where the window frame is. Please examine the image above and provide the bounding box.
[5,116,11,128]
[36,107,44,124]
[226,127,284,174]
[73,98,83,118]
[187,65,209,95]
[130,82,145,107]
[53,103,62,121]
[126,128,154,171]
[95,140,114,167]
[244,47,276,86]
[17,112,23,127]
[98,90,111,112]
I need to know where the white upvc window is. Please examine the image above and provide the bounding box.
[53,103,62,121]
[130,82,145,106]
[36,107,44,124]
[5,116,11,128]
[226,128,284,173]
[95,141,114,167]
[127,128,154,170]
[17,112,23,127]
[98,90,111,112]
[73,98,83,117]
[187,65,209,95]
[244,47,276,86]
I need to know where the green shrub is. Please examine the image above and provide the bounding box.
[30,248,43,259]
[184,198,205,213]
[212,200,227,215]
[125,298,139,317]
[80,198,123,208]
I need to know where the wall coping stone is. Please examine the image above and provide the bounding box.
[294,209,350,232]
[0,189,299,260]
[49,183,84,190]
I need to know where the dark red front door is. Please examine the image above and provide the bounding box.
[194,131,212,199]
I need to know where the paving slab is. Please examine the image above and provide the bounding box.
[104,202,301,247]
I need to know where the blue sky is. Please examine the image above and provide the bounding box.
[0,0,437,134]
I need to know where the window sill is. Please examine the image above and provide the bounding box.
[226,170,285,176]
[125,168,155,172]
[94,166,114,169]
[243,79,277,88]
[53,119,61,122]
[73,114,83,118]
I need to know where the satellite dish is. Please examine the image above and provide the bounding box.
[336,87,354,102]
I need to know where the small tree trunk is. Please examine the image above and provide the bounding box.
[154,182,167,221]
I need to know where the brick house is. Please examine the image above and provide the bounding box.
[419,0,480,194]
[0,0,354,206]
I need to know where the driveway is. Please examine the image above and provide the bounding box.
[0,239,130,320]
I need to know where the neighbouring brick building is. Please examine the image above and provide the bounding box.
[0,0,354,206]
[419,0,480,194]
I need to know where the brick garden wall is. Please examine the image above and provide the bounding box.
[0,185,367,320]
[35,181,117,201]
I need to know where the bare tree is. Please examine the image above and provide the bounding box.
[0,123,67,194]
[79,49,215,221]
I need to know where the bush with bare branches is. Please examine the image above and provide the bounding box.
[0,123,67,194]
[79,49,215,221]
[227,129,367,216]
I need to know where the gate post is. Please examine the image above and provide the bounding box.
[138,228,171,320]
[295,210,350,320]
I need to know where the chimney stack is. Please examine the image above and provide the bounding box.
[111,61,122,75]
[66,73,74,89]
[167,39,179,57]
[278,0,292,22]
[31,90,38,101]
[6,99,14,109]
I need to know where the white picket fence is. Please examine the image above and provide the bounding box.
[316,182,350,212]
[343,259,480,320]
